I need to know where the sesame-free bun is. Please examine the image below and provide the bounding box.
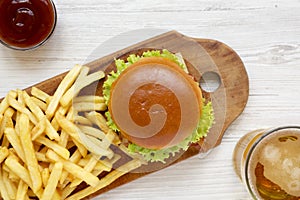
[109,57,202,149]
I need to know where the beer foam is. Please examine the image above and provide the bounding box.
[248,128,300,197]
[261,144,281,164]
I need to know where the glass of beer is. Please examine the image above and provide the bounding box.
[233,126,300,200]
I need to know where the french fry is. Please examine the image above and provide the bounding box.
[78,125,106,140]
[4,128,25,162]
[35,152,49,163]
[51,105,71,132]
[69,154,100,188]
[78,158,111,172]
[74,95,105,104]
[78,130,113,158]
[57,105,71,116]
[15,92,25,136]
[4,156,32,188]
[2,169,17,199]
[45,96,53,105]
[107,129,118,145]
[73,102,107,112]
[35,137,70,160]
[2,161,10,172]
[65,159,142,200]
[50,117,60,132]
[7,95,37,124]
[7,149,21,162]
[95,158,129,173]
[0,98,9,117]
[30,96,47,112]
[85,111,111,134]
[58,66,89,107]
[19,114,42,193]
[60,70,104,107]
[69,150,82,163]
[7,168,20,183]
[46,150,99,187]
[23,91,44,119]
[85,111,121,145]
[65,141,75,150]
[74,115,93,126]
[71,137,88,157]
[27,189,36,198]
[41,162,63,200]
[59,149,82,185]
[52,190,61,200]
[56,112,88,157]
[0,168,10,200]
[46,64,82,119]
[0,90,17,115]
[0,146,9,163]
[61,155,102,198]
[31,87,49,102]
[58,131,69,147]
[31,118,46,141]
[0,114,3,132]
[16,180,28,200]
[60,184,75,199]
[55,112,81,142]
[41,168,50,187]
[0,107,15,140]
[17,89,24,103]
[92,154,120,172]
[87,135,114,158]
[45,119,60,141]
[78,125,114,149]
[58,106,74,148]
[77,66,90,80]
[1,135,10,148]
[33,188,43,199]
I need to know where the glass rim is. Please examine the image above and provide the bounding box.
[244,125,300,199]
[0,0,57,51]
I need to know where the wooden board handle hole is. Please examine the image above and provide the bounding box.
[199,71,221,93]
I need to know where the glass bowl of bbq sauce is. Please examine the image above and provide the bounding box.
[0,0,57,51]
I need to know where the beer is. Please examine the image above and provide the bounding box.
[233,126,300,200]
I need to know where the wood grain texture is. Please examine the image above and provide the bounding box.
[0,0,299,199]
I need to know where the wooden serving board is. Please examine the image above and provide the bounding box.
[24,31,249,199]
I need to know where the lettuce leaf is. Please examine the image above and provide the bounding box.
[102,49,214,163]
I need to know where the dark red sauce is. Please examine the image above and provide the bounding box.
[0,0,56,50]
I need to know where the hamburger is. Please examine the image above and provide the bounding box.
[103,49,214,163]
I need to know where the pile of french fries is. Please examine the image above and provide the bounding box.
[0,65,143,200]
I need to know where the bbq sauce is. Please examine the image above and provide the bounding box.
[0,0,57,50]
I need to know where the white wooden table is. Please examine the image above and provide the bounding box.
[1,0,299,199]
